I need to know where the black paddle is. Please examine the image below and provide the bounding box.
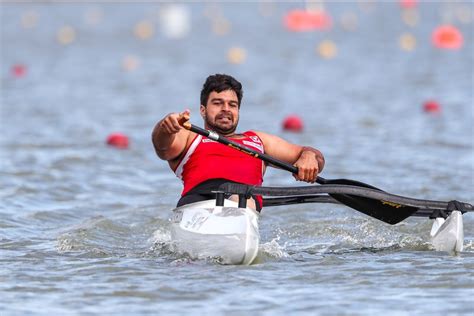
[183,123,421,224]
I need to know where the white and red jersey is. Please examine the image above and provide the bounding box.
[173,130,265,197]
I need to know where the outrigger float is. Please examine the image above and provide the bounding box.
[170,124,473,265]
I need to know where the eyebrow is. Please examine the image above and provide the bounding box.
[210,98,238,105]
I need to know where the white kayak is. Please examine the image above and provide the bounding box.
[170,199,260,265]
[430,210,464,252]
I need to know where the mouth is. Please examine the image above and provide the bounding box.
[206,113,238,134]
[216,115,232,123]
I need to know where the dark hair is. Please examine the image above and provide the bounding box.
[200,74,243,107]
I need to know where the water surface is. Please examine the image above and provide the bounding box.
[1,2,473,315]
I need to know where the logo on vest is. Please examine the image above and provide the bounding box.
[249,136,261,143]
[202,138,217,143]
[243,140,263,152]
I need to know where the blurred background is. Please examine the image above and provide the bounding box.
[2,1,472,196]
[1,1,473,314]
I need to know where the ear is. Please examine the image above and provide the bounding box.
[199,105,205,118]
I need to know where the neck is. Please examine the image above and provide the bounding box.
[204,125,237,137]
[218,131,237,137]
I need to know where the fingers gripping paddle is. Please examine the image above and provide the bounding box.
[183,123,418,224]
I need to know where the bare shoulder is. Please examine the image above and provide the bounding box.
[251,130,302,162]
[251,130,278,144]
[251,130,295,147]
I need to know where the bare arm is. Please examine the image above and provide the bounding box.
[254,131,325,183]
[152,110,191,161]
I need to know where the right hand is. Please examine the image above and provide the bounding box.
[159,110,190,134]
[292,150,319,183]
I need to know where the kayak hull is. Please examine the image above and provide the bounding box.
[430,210,464,252]
[170,199,260,265]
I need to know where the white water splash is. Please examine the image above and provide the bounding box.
[258,236,290,260]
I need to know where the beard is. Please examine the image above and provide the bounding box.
[204,112,239,135]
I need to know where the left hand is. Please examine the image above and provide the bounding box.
[293,151,319,183]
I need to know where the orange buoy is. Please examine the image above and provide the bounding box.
[12,64,27,78]
[399,33,417,51]
[317,40,337,59]
[134,20,154,40]
[284,9,332,32]
[282,115,303,132]
[122,55,141,72]
[432,25,463,50]
[227,47,247,64]
[57,25,76,45]
[423,100,441,114]
[106,133,129,149]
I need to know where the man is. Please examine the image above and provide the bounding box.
[152,74,324,211]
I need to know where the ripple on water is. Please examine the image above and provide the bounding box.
[1,2,473,315]
[56,215,170,258]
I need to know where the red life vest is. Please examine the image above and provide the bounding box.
[174,130,264,197]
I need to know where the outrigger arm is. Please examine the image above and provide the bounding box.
[214,182,471,252]
[214,182,473,223]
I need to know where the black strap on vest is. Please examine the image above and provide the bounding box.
[177,179,262,211]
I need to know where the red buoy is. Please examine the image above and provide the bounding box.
[284,9,332,32]
[432,25,463,50]
[423,100,441,114]
[106,133,129,149]
[282,115,303,132]
[12,64,27,78]
[399,0,417,9]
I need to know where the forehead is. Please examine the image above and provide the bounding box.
[208,90,238,103]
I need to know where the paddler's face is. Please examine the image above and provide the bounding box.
[200,90,240,135]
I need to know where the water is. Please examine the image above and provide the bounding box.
[1,2,473,315]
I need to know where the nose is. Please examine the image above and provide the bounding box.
[222,103,232,111]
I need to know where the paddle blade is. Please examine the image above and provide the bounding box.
[318,177,418,223]
[329,193,419,224]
